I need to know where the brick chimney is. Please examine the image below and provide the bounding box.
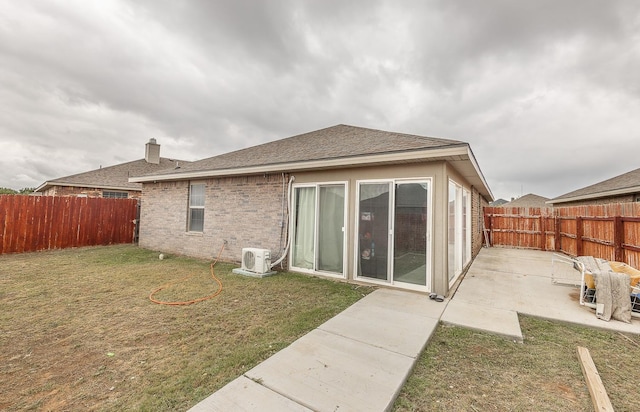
[145,138,160,164]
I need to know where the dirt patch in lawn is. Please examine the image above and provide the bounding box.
[0,245,373,411]
[394,315,640,411]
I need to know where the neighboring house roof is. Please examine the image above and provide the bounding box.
[501,193,550,208]
[35,157,188,193]
[131,124,494,200]
[490,198,509,206]
[549,167,640,205]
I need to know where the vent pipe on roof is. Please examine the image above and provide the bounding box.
[145,138,160,164]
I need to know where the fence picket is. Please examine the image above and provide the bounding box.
[0,195,138,255]
[485,203,640,269]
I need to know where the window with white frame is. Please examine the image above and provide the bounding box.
[103,191,128,199]
[188,183,205,232]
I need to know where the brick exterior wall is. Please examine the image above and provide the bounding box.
[138,167,489,294]
[139,174,289,264]
[41,185,141,199]
[471,186,489,258]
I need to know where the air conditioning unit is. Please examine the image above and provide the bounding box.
[241,248,271,274]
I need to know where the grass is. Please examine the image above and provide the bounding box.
[0,244,374,411]
[394,315,640,411]
[5,244,640,411]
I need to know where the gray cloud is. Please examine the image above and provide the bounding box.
[0,0,639,201]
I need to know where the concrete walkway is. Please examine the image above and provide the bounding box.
[189,288,446,411]
[190,248,639,411]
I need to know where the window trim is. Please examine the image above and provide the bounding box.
[102,190,128,199]
[188,183,206,233]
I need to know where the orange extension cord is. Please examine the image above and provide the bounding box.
[149,243,225,306]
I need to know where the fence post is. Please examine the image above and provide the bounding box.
[538,215,545,251]
[483,211,489,246]
[554,215,561,252]
[576,216,583,257]
[614,216,624,262]
[488,213,494,247]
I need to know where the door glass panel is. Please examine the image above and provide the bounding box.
[462,188,469,266]
[292,187,316,269]
[393,183,428,286]
[358,183,390,280]
[317,185,345,273]
[448,182,457,282]
[448,182,470,284]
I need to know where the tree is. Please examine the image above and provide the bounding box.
[19,187,35,194]
[0,187,18,194]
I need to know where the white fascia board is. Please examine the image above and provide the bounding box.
[38,182,140,192]
[465,146,494,201]
[129,146,471,183]
[34,181,51,193]
[550,186,640,204]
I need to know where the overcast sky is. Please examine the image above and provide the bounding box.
[1,0,639,200]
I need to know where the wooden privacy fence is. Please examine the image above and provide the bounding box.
[0,195,138,255]
[484,203,640,269]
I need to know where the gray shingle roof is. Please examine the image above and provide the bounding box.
[36,157,189,192]
[129,124,493,200]
[551,167,640,203]
[490,199,509,206]
[141,124,466,177]
[502,193,550,208]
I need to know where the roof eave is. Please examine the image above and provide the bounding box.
[465,146,494,202]
[130,145,494,200]
[129,146,464,182]
[34,182,141,192]
[34,182,51,193]
[549,186,640,204]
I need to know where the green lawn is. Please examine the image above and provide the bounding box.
[4,244,638,411]
[0,245,373,411]
[395,315,640,411]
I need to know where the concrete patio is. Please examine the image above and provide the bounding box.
[189,247,639,411]
[444,247,639,340]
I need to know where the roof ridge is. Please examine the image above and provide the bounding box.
[185,124,465,168]
[49,157,190,182]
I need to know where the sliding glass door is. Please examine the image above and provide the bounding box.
[393,182,428,287]
[357,183,390,281]
[317,185,345,273]
[357,180,431,289]
[292,187,316,270]
[291,183,346,276]
[448,180,471,285]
